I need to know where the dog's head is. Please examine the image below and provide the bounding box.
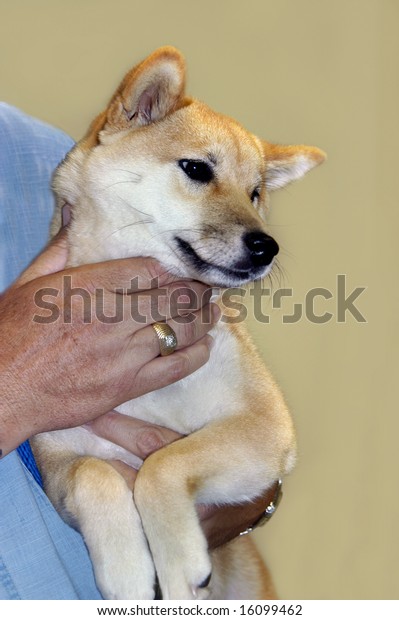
[54,46,325,287]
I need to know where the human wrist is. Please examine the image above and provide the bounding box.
[0,364,33,457]
[0,403,29,458]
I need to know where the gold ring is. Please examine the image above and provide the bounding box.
[152,322,178,356]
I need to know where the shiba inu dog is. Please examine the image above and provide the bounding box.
[31,47,325,600]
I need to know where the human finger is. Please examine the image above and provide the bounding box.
[120,303,220,366]
[129,335,213,398]
[108,459,138,491]
[88,411,182,460]
[111,280,213,334]
[69,256,190,294]
[16,228,69,286]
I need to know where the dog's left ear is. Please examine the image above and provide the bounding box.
[98,46,186,138]
[262,142,326,191]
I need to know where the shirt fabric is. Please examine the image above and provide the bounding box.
[0,103,102,599]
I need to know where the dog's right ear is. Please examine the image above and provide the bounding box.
[84,47,186,145]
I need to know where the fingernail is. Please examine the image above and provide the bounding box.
[211,303,222,323]
[202,288,213,304]
[210,288,221,303]
[62,204,71,227]
[206,334,215,349]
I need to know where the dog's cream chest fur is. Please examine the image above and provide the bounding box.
[39,322,245,468]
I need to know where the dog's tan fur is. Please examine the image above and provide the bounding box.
[32,47,324,600]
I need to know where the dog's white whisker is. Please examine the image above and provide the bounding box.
[102,180,141,190]
[112,192,155,221]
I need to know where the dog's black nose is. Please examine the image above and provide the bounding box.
[243,231,279,267]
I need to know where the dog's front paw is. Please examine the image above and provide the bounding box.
[80,487,156,599]
[97,544,156,600]
[91,505,156,600]
[155,541,213,600]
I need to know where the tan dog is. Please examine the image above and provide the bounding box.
[32,47,325,600]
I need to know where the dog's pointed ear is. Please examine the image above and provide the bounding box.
[112,46,186,127]
[262,142,326,191]
[91,47,186,141]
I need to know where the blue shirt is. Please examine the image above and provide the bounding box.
[0,103,102,599]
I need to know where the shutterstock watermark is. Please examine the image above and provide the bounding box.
[33,274,367,326]
[221,274,367,324]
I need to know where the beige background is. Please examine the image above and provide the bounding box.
[1,0,398,600]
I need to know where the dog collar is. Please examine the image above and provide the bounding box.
[239,479,283,536]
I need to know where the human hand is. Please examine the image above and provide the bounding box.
[89,410,279,550]
[0,230,219,456]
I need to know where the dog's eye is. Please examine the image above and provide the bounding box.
[178,160,214,183]
[250,188,261,203]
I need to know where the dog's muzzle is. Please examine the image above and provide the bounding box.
[175,230,279,286]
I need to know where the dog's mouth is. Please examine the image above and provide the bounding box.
[174,235,279,287]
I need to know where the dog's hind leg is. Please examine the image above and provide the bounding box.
[210,536,278,600]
